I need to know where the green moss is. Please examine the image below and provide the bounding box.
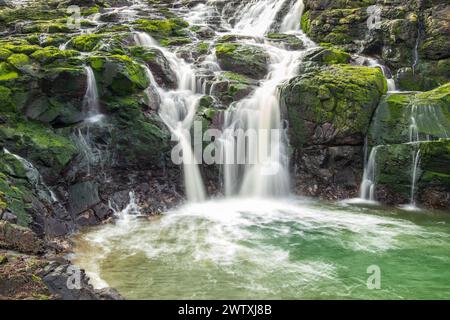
[6,54,30,69]
[0,48,12,61]
[82,6,100,16]
[133,18,189,39]
[281,64,387,148]
[71,34,103,52]
[0,85,15,111]
[89,55,149,95]
[215,43,238,55]
[2,43,41,55]
[0,62,19,82]
[159,37,192,47]
[0,114,77,173]
[30,46,79,64]
[301,11,311,34]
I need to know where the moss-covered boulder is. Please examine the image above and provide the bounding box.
[89,54,150,96]
[375,139,450,209]
[215,41,269,80]
[130,46,177,89]
[281,64,387,149]
[133,18,190,46]
[368,84,450,146]
[0,114,77,181]
[209,72,256,105]
[266,33,304,50]
[104,95,171,169]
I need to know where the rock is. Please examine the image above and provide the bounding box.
[209,71,256,105]
[0,253,52,300]
[41,262,124,300]
[89,54,150,96]
[215,41,269,79]
[368,84,450,146]
[266,33,305,50]
[375,139,450,209]
[130,46,177,89]
[68,181,101,215]
[281,64,387,148]
[0,211,17,224]
[0,221,44,254]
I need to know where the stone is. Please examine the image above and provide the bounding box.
[0,221,44,254]
[68,181,101,215]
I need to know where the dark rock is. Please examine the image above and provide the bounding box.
[0,211,17,224]
[41,262,124,300]
[68,181,101,215]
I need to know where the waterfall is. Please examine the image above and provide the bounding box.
[135,32,206,202]
[3,148,57,203]
[357,56,397,92]
[218,1,309,197]
[279,0,304,32]
[359,146,379,201]
[83,66,103,123]
[232,0,289,36]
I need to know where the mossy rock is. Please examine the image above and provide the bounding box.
[30,46,79,65]
[376,139,450,199]
[88,54,150,96]
[0,114,77,180]
[209,71,255,105]
[281,64,387,149]
[130,46,177,89]
[215,42,269,80]
[368,84,450,146]
[133,18,189,45]
[105,95,171,169]
[266,33,304,50]
[71,34,104,52]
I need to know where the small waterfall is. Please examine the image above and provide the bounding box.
[359,146,379,201]
[406,104,423,208]
[135,32,206,202]
[231,0,288,36]
[83,66,103,123]
[412,29,421,76]
[357,56,397,92]
[279,0,304,33]
[3,148,57,203]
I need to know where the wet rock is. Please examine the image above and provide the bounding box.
[68,181,101,215]
[41,262,123,300]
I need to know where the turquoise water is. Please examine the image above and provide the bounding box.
[73,198,450,299]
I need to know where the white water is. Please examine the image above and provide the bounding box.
[359,146,379,201]
[279,0,304,32]
[232,0,288,36]
[134,32,206,202]
[218,0,310,197]
[83,66,103,123]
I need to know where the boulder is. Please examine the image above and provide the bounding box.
[215,41,269,80]
[0,221,44,254]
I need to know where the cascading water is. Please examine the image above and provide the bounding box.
[232,0,289,36]
[221,44,304,197]
[134,32,206,202]
[279,0,304,32]
[83,66,103,122]
[359,146,379,201]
